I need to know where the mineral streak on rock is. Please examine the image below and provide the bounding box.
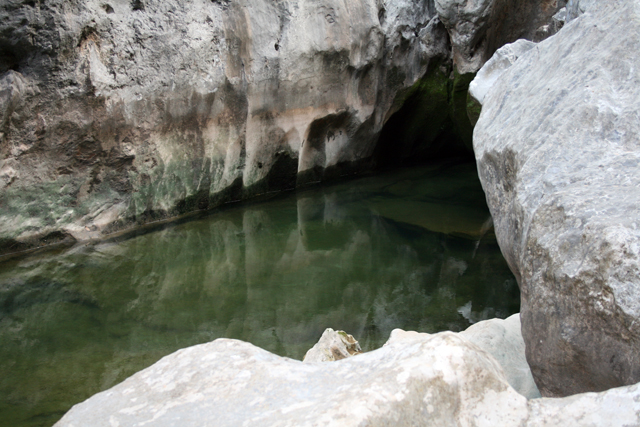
[0,0,448,253]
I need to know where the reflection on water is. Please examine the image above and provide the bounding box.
[0,162,518,427]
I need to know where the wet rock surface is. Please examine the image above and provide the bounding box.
[474,0,640,396]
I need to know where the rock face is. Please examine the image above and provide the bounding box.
[0,0,570,254]
[434,0,565,74]
[0,0,449,252]
[54,329,640,427]
[303,328,362,362]
[474,0,640,396]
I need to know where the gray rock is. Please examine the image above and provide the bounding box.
[54,330,640,427]
[0,0,446,251]
[468,39,536,106]
[474,0,640,396]
[566,0,597,22]
[303,328,362,363]
[434,0,565,73]
[552,7,567,24]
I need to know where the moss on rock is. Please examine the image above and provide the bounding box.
[374,62,477,169]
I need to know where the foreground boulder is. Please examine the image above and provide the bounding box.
[388,314,540,399]
[474,0,640,396]
[54,328,640,426]
[460,313,541,399]
[55,333,530,427]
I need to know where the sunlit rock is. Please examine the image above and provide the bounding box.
[54,333,531,427]
[303,328,362,362]
[527,383,640,427]
[460,314,540,399]
[468,39,536,107]
[387,314,540,399]
[53,326,640,426]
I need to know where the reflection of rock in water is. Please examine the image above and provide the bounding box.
[0,163,519,426]
[0,279,98,317]
[297,194,351,251]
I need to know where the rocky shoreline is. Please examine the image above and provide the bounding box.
[54,315,640,426]
[0,0,561,254]
[4,0,640,424]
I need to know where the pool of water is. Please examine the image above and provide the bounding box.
[0,161,519,427]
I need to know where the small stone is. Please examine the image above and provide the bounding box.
[303,328,362,362]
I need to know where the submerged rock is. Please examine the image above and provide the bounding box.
[474,0,640,396]
[303,328,362,362]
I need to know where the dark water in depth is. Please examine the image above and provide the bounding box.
[0,161,519,427]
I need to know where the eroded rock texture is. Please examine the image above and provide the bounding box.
[387,314,540,399]
[54,329,640,427]
[55,333,531,427]
[0,0,450,251]
[435,0,565,74]
[303,328,362,362]
[474,0,640,396]
[0,0,569,252]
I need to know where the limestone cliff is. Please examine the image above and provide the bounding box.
[0,0,449,251]
[0,0,563,254]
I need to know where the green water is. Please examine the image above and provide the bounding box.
[0,162,518,427]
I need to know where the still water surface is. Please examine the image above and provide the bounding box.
[0,161,518,427]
